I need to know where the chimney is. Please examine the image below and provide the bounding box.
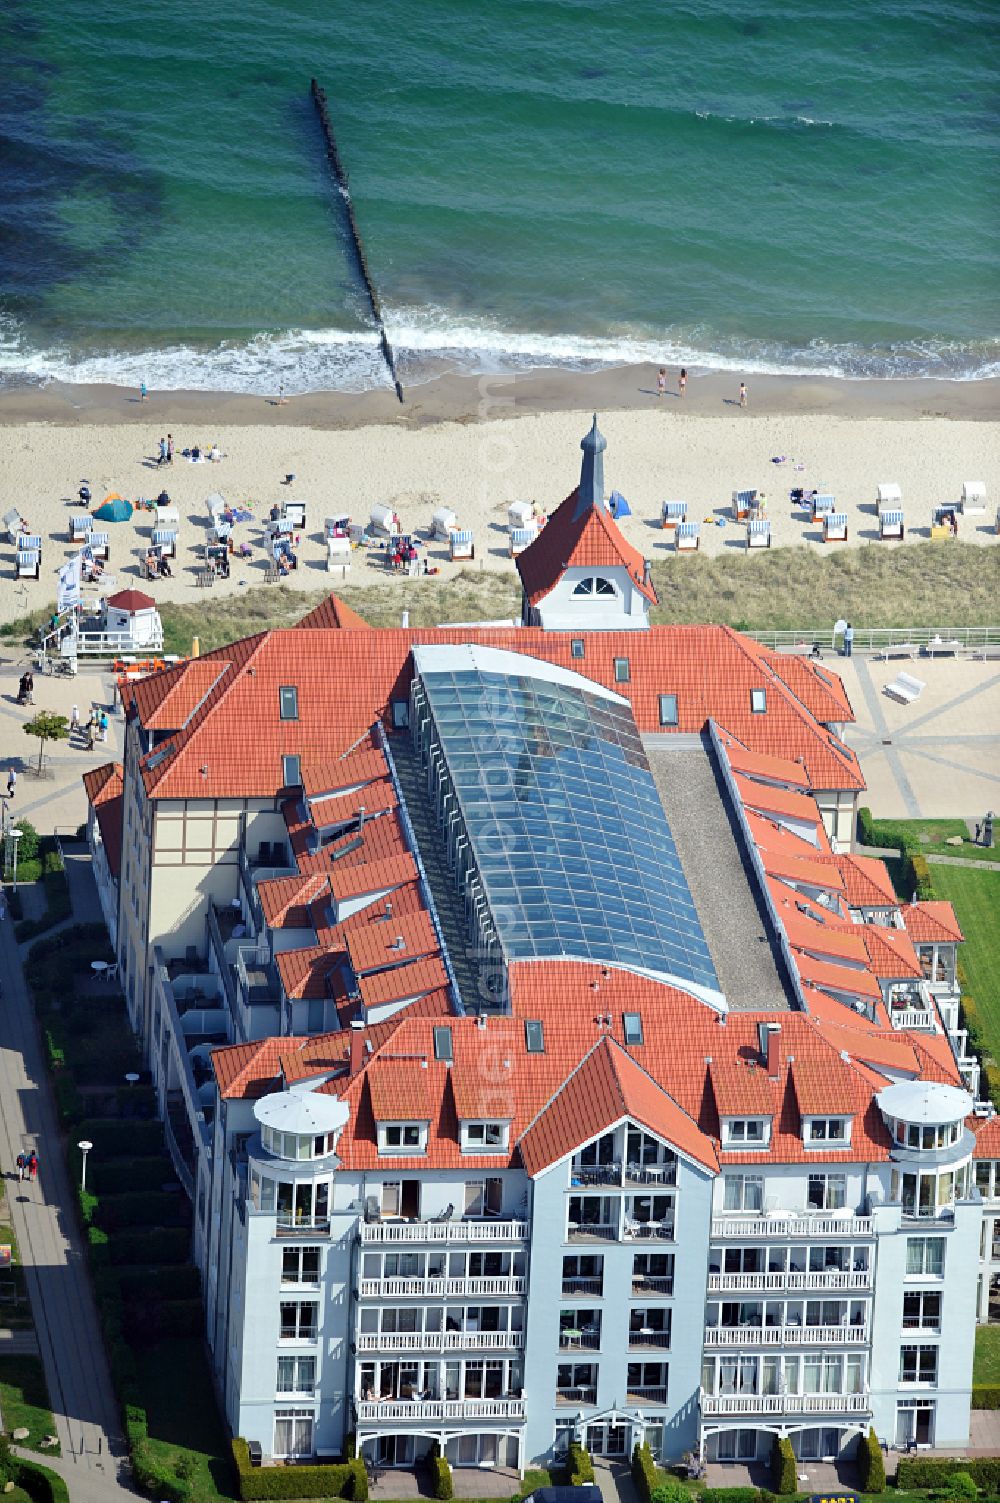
[643,559,652,589]
[758,1021,782,1077]
[349,1020,365,1077]
[401,609,410,628]
[476,1014,487,1031]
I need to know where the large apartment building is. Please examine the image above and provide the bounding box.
[84,421,990,1471]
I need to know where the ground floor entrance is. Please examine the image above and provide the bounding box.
[585,1422,630,1457]
[896,1402,934,1449]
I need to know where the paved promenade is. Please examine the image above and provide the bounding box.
[0,899,132,1494]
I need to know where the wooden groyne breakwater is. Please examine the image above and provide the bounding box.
[310,78,404,403]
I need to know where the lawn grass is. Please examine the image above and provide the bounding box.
[929,864,1000,1062]
[974,1324,1000,1385]
[0,1353,59,1454]
[133,1338,237,1502]
[0,1221,31,1331]
[862,815,1000,864]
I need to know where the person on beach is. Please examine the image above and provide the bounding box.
[679,368,687,398]
[278,382,288,405]
[739,382,748,408]
[656,368,666,398]
[166,434,174,464]
[157,437,167,466]
[140,380,148,402]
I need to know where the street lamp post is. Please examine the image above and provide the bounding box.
[9,827,22,893]
[77,1139,93,1192]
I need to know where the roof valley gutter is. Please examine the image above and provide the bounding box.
[706,719,809,1013]
[375,721,467,1017]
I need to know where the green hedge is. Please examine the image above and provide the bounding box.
[231,1441,367,1499]
[88,1156,173,1195]
[910,852,935,898]
[631,1441,659,1503]
[972,1383,1000,1408]
[567,1441,595,1486]
[75,1118,165,1156]
[14,863,71,942]
[432,1454,453,1500]
[897,1458,1000,1489]
[104,1224,191,1266]
[772,1436,796,1496]
[124,1295,204,1343]
[15,1457,71,1503]
[94,1190,191,1231]
[117,1264,201,1301]
[132,1436,192,1503]
[699,1492,772,1503]
[856,1427,885,1493]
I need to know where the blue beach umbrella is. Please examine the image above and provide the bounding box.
[93,493,134,523]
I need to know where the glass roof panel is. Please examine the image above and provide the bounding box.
[416,655,719,995]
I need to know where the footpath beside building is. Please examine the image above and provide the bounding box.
[85,421,990,1470]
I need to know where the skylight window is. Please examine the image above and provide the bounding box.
[623,1012,644,1046]
[282,754,302,788]
[658,694,678,728]
[525,1020,545,1054]
[433,1026,453,1062]
[614,657,631,683]
[571,639,585,660]
[751,688,767,714]
[279,686,299,721]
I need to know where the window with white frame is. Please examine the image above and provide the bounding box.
[903,1291,942,1332]
[906,1237,945,1278]
[461,1121,510,1153]
[899,1345,938,1384]
[804,1116,851,1146]
[572,576,617,597]
[281,1246,321,1286]
[274,1409,313,1458]
[723,1174,764,1212]
[723,1117,770,1148]
[378,1122,427,1155]
[279,1301,318,1341]
[277,1354,316,1394]
[807,1172,847,1211]
[975,1160,998,1200]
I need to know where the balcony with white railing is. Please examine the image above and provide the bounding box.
[890,1006,939,1034]
[701,1389,871,1417]
[704,1322,869,1348]
[356,1397,525,1423]
[707,1269,872,1293]
[356,1330,523,1353]
[627,1386,668,1406]
[711,1214,874,1240]
[359,1219,528,1245]
[358,1275,526,1300]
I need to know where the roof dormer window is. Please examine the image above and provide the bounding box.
[803,1116,852,1148]
[572,576,617,597]
[461,1121,510,1154]
[378,1122,428,1156]
[722,1117,771,1149]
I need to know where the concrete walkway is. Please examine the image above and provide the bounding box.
[0,906,132,1494]
[926,853,1000,871]
[592,1458,641,1503]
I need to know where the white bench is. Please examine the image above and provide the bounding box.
[885,672,925,705]
[876,643,918,660]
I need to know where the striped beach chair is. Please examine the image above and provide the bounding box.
[876,483,901,515]
[879,508,904,541]
[509,527,536,557]
[450,529,474,561]
[661,500,687,530]
[152,528,178,558]
[16,549,40,579]
[746,518,771,550]
[89,530,111,561]
[811,493,836,519]
[70,514,93,542]
[675,521,700,552]
[823,512,849,543]
[732,488,758,520]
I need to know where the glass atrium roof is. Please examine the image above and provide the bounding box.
[413,646,720,999]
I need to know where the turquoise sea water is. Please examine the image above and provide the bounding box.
[1,0,998,392]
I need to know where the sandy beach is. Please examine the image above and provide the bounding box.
[0,367,997,627]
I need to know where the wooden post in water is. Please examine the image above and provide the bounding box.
[310,78,404,403]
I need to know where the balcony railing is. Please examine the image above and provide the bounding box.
[567,1223,617,1242]
[276,1215,331,1238]
[628,1331,672,1349]
[704,1323,869,1347]
[624,1221,675,1242]
[890,1007,939,1033]
[632,1277,674,1296]
[356,1397,525,1423]
[556,1387,597,1407]
[359,1219,528,1244]
[571,1163,677,1189]
[358,1276,526,1299]
[562,1277,604,1297]
[712,1214,874,1239]
[559,1331,601,1350]
[707,1270,872,1293]
[627,1387,668,1406]
[701,1389,871,1417]
[356,1330,523,1352]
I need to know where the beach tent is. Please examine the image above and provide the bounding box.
[608,490,632,519]
[94,494,133,523]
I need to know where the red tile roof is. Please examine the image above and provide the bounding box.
[861,925,924,980]
[734,773,825,827]
[310,780,396,828]
[368,1058,444,1121]
[710,1059,779,1116]
[758,652,854,725]
[902,901,964,944]
[791,1054,867,1116]
[827,854,899,909]
[108,588,156,612]
[515,490,657,608]
[139,661,230,731]
[295,594,372,631]
[257,874,329,929]
[780,911,869,964]
[329,851,419,904]
[791,951,882,1002]
[274,946,345,1001]
[721,740,812,790]
[972,1114,1000,1157]
[345,912,439,976]
[82,762,124,878]
[212,1039,285,1099]
[358,956,451,1011]
[760,848,847,893]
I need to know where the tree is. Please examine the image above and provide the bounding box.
[22,710,70,774]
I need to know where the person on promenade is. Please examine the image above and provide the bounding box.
[85,716,96,752]
[844,622,854,658]
[739,382,748,408]
[16,1153,25,1183]
[679,368,687,397]
[70,704,80,734]
[140,380,148,402]
[656,368,666,398]
[6,766,16,799]
[28,1152,38,1182]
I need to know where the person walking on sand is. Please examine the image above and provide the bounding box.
[679,368,687,398]
[739,381,748,409]
[656,368,666,399]
[140,380,148,402]
[844,622,854,658]
[157,436,167,466]
[278,381,288,405]
[166,433,174,464]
